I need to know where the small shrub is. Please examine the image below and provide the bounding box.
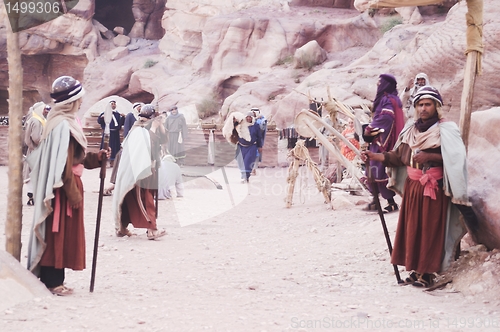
[380,17,403,34]
[196,94,220,119]
[275,55,293,66]
[143,59,158,68]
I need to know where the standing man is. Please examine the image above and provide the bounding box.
[362,86,471,288]
[363,73,405,213]
[251,107,267,175]
[97,100,124,167]
[164,105,188,165]
[112,104,167,239]
[400,73,430,120]
[27,76,109,295]
[237,111,263,183]
[23,102,50,205]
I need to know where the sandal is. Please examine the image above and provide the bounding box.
[116,228,133,237]
[147,229,167,240]
[383,203,399,213]
[412,273,434,288]
[401,271,420,285]
[49,285,74,296]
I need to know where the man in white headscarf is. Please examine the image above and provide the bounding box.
[112,104,168,240]
[399,73,430,120]
[27,76,109,296]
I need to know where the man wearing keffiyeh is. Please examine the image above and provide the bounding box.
[362,86,473,288]
[27,76,109,296]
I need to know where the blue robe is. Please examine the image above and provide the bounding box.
[237,123,262,181]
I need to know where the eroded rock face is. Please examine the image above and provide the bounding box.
[468,108,500,249]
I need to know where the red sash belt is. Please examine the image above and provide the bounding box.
[52,164,84,232]
[407,166,443,200]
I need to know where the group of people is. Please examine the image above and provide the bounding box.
[23,70,477,296]
[24,76,188,296]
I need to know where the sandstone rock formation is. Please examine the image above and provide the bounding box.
[468,108,500,249]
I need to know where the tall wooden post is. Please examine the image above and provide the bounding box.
[459,0,483,151]
[5,17,24,261]
[458,51,478,150]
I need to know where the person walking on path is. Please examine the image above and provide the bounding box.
[237,111,263,183]
[23,102,51,205]
[363,73,405,213]
[97,100,124,167]
[361,86,472,288]
[27,76,109,296]
[164,105,188,165]
[251,108,267,175]
[112,104,167,240]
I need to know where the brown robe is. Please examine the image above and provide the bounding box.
[383,143,447,273]
[39,137,101,270]
[119,126,166,230]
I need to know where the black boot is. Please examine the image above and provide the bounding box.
[27,193,34,206]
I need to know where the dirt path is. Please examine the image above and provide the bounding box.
[1,165,499,331]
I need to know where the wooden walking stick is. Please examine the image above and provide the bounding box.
[366,160,403,284]
[90,110,111,292]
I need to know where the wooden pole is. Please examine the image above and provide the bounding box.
[458,51,478,150]
[90,140,107,293]
[5,20,24,261]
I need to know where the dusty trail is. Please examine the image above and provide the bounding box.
[1,165,499,331]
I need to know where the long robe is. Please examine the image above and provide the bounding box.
[366,94,403,200]
[112,120,167,231]
[237,122,262,180]
[164,113,188,161]
[27,121,101,276]
[384,120,468,273]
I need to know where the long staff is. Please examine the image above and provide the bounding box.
[90,113,111,292]
[366,160,402,284]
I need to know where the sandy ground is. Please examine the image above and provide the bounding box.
[1,162,500,331]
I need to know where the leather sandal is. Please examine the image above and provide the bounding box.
[147,229,167,240]
[401,271,420,285]
[412,273,434,288]
[49,285,74,296]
